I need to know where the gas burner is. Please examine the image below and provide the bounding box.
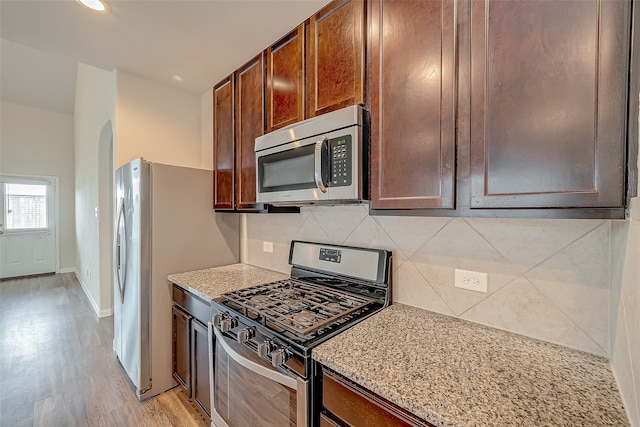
[325,303,342,313]
[291,311,317,327]
[219,279,376,338]
[249,295,269,306]
[287,300,306,310]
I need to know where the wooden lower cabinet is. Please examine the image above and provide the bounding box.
[191,319,211,416]
[320,413,342,427]
[321,368,434,427]
[172,285,212,419]
[172,306,191,395]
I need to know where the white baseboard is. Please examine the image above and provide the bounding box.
[72,270,114,318]
[100,307,114,317]
[59,267,76,274]
[629,197,639,221]
[74,271,108,318]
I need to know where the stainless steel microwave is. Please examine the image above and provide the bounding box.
[255,105,367,205]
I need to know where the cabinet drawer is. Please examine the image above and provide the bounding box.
[172,285,211,324]
[320,413,341,427]
[322,369,433,427]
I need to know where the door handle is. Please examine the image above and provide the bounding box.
[114,197,126,303]
[314,136,328,193]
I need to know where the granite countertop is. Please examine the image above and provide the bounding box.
[168,263,288,301]
[313,303,629,427]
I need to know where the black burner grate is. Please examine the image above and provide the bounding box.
[221,279,374,337]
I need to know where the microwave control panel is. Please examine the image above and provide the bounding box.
[329,135,352,187]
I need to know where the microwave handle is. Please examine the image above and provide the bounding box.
[314,136,328,193]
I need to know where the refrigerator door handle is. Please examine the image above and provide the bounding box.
[115,197,127,304]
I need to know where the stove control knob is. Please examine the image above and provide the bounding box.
[236,328,254,343]
[219,317,237,333]
[270,348,289,367]
[212,313,224,328]
[257,341,273,358]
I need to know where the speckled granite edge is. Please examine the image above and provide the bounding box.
[168,263,288,301]
[313,303,629,427]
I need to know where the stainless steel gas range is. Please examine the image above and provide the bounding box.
[208,240,392,427]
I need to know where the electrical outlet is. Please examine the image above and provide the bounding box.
[263,241,273,253]
[454,269,488,293]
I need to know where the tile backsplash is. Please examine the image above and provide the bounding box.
[244,206,611,357]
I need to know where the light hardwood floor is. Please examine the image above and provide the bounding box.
[0,273,209,427]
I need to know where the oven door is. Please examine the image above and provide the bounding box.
[256,135,330,204]
[209,325,308,427]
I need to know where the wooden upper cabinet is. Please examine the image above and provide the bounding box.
[213,76,235,210]
[266,25,305,132]
[308,0,365,117]
[235,54,265,209]
[470,0,630,209]
[370,0,456,210]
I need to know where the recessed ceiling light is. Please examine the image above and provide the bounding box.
[173,75,183,82]
[76,0,109,12]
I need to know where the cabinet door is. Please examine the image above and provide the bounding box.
[191,319,211,417]
[370,0,456,209]
[172,305,191,396]
[308,0,365,117]
[213,76,235,210]
[235,54,265,209]
[266,25,305,132]
[322,369,433,427]
[470,0,630,209]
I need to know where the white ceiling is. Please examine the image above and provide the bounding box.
[0,0,331,115]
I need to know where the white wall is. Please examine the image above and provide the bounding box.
[245,206,639,425]
[73,68,209,318]
[610,89,640,426]
[115,71,203,169]
[245,210,614,356]
[74,63,116,317]
[611,214,640,427]
[98,121,114,314]
[0,101,75,271]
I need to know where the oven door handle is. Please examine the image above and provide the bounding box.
[314,136,328,193]
[213,327,298,390]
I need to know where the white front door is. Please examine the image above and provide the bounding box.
[0,176,57,279]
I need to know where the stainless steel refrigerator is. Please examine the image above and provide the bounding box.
[113,158,239,400]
